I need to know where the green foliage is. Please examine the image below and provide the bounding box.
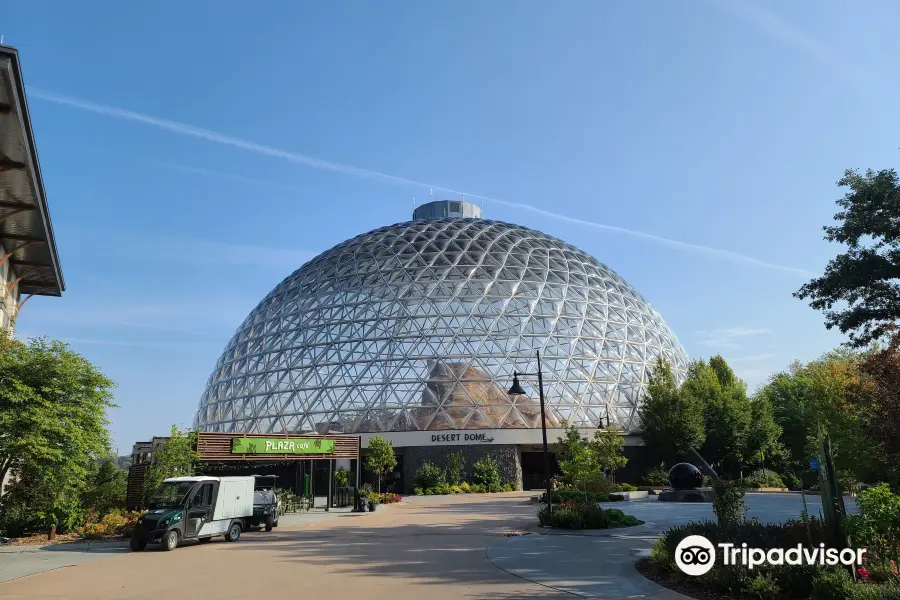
[590,427,628,479]
[845,483,900,560]
[745,394,783,468]
[795,167,900,348]
[0,335,116,535]
[638,357,705,466]
[144,426,198,503]
[557,424,602,493]
[445,451,466,485]
[471,456,501,487]
[616,483,638,492]
[712,480,746,526]
[82,455,127,514]
[549,490,618,504]
[333,466,350,488]
[744,468,785,489]
[680,356,751,477]
[365,435,397,493]
[642,467,670,486]
[745,573,780,599]
[414,461,445,490]
[758,352,879,487]
[537,503,641,529]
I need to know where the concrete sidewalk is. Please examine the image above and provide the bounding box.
[0,540,129,583]
[0,506,372,584]
[487,532,687,599]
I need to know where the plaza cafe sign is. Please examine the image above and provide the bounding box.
[231,437,336,454]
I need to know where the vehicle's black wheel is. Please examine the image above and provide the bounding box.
[198,537,212,544]
[225,522,242,542]
[130,535,147,552]
[264,515,274,532]
[161,530,179,552]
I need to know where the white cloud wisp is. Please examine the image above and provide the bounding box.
[30,88,814,277]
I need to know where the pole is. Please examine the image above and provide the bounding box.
[326,459,333,512]
[537,350,552,516]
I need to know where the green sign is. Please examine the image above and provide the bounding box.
[231,437,336,454]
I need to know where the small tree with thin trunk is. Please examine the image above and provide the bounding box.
[366,436,397,493]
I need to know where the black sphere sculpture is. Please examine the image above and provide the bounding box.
[668,463,703,490]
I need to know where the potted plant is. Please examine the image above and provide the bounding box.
[367,498,378,512]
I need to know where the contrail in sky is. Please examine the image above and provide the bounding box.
[29,87,814,277]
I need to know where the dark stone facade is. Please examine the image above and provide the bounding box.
[401,444,522,494]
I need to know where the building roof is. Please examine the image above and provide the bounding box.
[0,45,64,297]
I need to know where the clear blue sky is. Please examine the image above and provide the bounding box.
[4,1,899,453]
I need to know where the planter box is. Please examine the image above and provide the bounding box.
[609,490,648,501]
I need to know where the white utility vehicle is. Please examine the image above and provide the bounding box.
[131,476,254,551]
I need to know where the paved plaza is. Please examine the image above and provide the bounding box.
[0,492,851,600]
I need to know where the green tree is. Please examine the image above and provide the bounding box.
[590,427,627,482]
[82,455,127,515]
[0,335,115,534]
[445,451,466,485]
[759,351,878,486]
[557,425,602,496]
[144,426,198,501]
[366,435,397,493]
[795,168,900,348]
[638,357,705,467]
[743,394,783,469]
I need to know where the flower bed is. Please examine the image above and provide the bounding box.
[369,492,402,504]
[412,481,517,495]
[538,501,642,530]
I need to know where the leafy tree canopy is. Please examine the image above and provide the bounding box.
[144,425,198,500]
[795,168,900,347]
[366,435,397,492]
[0,335,115,532]
[638,357,705,467]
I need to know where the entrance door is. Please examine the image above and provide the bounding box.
[521,452,560,491]
[185,482,216,538]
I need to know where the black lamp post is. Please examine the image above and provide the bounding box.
[508,349,552,516]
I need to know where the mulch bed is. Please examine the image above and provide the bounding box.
[634,558,743,600]
[1,533,86,547]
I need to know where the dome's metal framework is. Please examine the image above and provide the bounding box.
[195,218,689,435]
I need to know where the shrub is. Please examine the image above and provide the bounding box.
[415,461,445,490]
[548,490,625,504]
[537,503,642,530]
[845,483,900,560]
[649,538,671,570]
[412,486,423,496]
[745,573,780,598]
[75,509,143,540]
[713,480,746,526]
[445,452,466,486]
[745,469,785,489]
[837,470,858,495]
[469,483,485,493]
[471,457,501,487]
[378,493,401,504]
[459,481,471,493]
[642,468,669,486]
[503,483,516,492]
[616,483,638,492]
[449,485,462,494]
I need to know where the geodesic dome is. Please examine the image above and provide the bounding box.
[195,217,689,435]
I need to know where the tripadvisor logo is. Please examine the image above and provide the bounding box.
[674,535,866,577]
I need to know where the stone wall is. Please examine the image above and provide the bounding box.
[401,444,522,494]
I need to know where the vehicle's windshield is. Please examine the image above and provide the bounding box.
[253,490,275,505]
[148,482,195,509]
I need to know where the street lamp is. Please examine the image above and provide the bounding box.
[508,349,553,516]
